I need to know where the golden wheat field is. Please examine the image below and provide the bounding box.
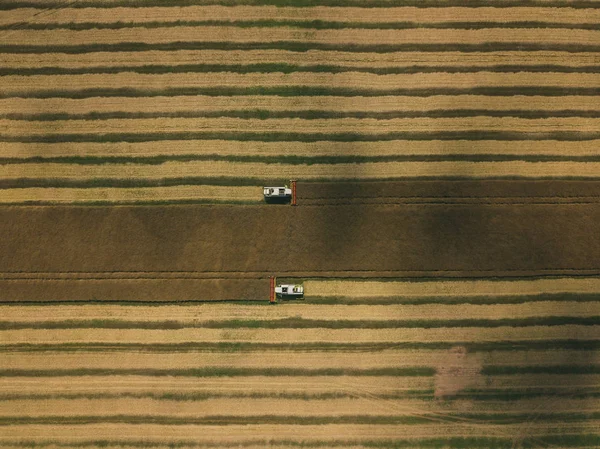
[1,1,600,448]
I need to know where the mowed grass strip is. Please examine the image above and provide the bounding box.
[3,27,600,47]
[2,302,597,323]
[2,326,599,344]
[5,51,599,70]
[0,185,262,204]
[4,73,600,95]
[7,161,600,180]
[2,5,599,26]
[4,141,600,160]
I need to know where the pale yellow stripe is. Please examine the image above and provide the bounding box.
[2,72,600,93]
[306,278,600,297]
[3,140,600,159]
[3,161,600,180]
[1,6,598,26]
[2,50,599,69]
[0,185,261,203]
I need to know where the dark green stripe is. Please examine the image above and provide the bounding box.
[3,86,598,99]
[2,131,600,143]
[0,367,435,377]
[3,64,600,76]
[2,340,598,352]
[1,42,600,54]
[2,316,599,329]
[4,109,600,121]
[5,436,600,449]
[0,0,598,8]
[1,20,599,31]
[7,154,600,165]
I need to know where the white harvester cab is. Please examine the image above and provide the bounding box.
[263,186,292,199]
[275,284,304,298]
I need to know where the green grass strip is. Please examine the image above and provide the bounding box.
[5,109,600,121]
[6,435,600,449]
[3,64,600,76]
[3,86,598,99]
[0,0,598,8]
[1,20,599,31]
[0,367,435,377]
[2,316,599,330]
[2,42,600,54]
[2,340,598,353]
[3,131,600,144]
[0,177,269,189]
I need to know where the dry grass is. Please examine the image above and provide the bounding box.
[306,278,600,298]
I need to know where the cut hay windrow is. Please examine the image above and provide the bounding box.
[6,160,600,180]
[306,278,600,298]
[3,51,599,70]
[0,185,262,204]
[2,27,599,47]
[4,140,600,160]
[1,302,598,323]
[2,95,599,117]
[2,117,599,136]
[3,73,600,96]
[2,325,599,344]
[2,6,599,27]
[1,349,596,371]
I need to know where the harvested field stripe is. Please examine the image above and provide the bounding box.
[2,349,597,370]
[6,109,600,121]
[2,6,600,26]
[2,95,600,116]
[3,42,600,54]
[3,20,600,31]
[4,51,599,70]
[2,302,598,323]
[4,87,599,99]
[5,140,600,159]
[8,160,600,182]
[2,326,599,344]
[306,278,600,298]
[1,317,599,329]
[0,185,261,204]
[483,365,600,375]
[0,367,436,377]
[4,73,600,95]
[3,27,600,47]
[2,341,599,353]
[1,1,599,8]
[4,64,600,77]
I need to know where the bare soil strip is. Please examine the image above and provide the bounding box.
[3,117,599,136]
[1,350,596,371]
[1,302,597,322]
[2,6,599,26]
[1,95,599,117]
[4,140,600,159]
[5,161,600,180]
[2,51,599,70]
[306,278,600,298]
[1,422,599,441]
[0,185,262,204]
[2,326,598,344]
[3,73,600,94]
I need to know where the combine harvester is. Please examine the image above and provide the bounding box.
[263,180,297,205]
[269,276,304,304]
